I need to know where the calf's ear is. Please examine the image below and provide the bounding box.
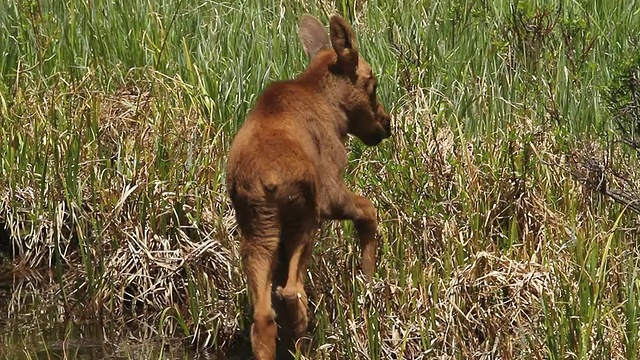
[329,15,359,74]
[298,14,331,59]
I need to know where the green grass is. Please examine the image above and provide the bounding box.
[1,0,640,358]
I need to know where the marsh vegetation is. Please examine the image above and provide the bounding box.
[1,0,640,359]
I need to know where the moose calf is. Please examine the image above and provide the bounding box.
[226,13,391,360]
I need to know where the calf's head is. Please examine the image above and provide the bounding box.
[298,15,392,146]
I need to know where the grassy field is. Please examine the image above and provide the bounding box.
[1,0,640,358]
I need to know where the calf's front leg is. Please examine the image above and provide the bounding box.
[351,194,377,279]
[323,190,378,280]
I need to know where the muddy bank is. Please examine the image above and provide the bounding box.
[0,271,250,360]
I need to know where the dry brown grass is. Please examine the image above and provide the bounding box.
[435,251,553,359]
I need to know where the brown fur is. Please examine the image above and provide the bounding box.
[225,14,391,360]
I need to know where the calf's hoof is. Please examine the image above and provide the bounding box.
[251,311,278,360]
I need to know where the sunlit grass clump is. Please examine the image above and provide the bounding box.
[1,0,640,359]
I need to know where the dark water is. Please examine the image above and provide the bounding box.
[0,270,246,360]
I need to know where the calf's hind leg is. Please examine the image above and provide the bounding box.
[241,239,279,360]
[274,221,316,356]
[238,208,280,360]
